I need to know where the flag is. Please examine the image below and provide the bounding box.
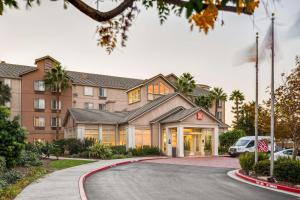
[259,23,282,62]
[258,140,269,152]
[233,43,256,66]
[287,12,300,39]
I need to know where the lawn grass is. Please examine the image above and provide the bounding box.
[49,159,94,170]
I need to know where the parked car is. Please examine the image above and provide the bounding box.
[228,136,275,157]
[274,149,300,161]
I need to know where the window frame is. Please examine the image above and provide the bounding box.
[84,86,93,96]
[34,99,45,110]
[128,88,141,104]
[99,87,107,97]
[33,116,45,127]
[34,80,45,92]
[98,103,106,111]
[51,99,61,110]
[84,102,94,110]
[51,117,61,127]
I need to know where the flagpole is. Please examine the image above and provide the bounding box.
[270,13,275,178]
[255,32,259,164]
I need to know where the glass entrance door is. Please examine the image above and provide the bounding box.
[183,128,203,156]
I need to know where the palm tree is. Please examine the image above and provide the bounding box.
[44,64,70,140]
[194,95,213,110]
[209,87,227,119]
[175,73,196,97]
[0,83,11,106]
[229,90,245,123]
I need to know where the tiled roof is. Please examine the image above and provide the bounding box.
[0,62,144,89]
[192,85,210,97]
[150,106,185,123]
[66,71,144,90]
[68,108,124,124]
[120,93,180,123]
[0,63,35,79]
[160,107,200,123]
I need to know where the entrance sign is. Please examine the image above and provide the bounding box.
[196,112,204,120]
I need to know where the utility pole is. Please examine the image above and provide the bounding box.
[270,13,275,178]
[255,32,259,164]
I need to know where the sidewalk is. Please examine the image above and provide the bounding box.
[15,158,148,200]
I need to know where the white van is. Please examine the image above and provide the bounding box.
[228,136,275,157]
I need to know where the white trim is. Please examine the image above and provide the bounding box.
[214,126,219,156]
[98,125,103,141]
[177,125,184,157]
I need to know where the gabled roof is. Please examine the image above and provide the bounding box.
[126,74,177,92]
[120,92,194,123]
[35,55,61,64]
[192,85,210,97]
[150,106,185,123]
[0,63,34,79]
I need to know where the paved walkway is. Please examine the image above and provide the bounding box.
[15,158,144,200]
[143,156,240,169]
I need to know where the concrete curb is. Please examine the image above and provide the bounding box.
[78,157,165,200]
[227,169,300,198]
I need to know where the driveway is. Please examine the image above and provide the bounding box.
[85,162,296,200]
[143,156,240,168]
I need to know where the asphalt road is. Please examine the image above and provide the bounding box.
[85,162,297,200]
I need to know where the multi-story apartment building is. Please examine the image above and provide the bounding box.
[0,56,228,157]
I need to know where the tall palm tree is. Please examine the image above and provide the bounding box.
[0,83,11,106]
[175,73,196,97]
[194,95,213,110]
[229,90,245,123]
[209,87,227,119]
[44,64,70,140]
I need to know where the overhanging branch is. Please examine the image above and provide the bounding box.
[67,0,252,23]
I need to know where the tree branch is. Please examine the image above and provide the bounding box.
[67,0,252,23]
[67,0,134,22]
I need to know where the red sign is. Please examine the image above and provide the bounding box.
[196,112,204,120]
[258,140,268,152]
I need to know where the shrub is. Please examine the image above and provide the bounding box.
[17,150,42,167]
[52,139,66,155]
[274,157,300,184]
[89,142,112,159]
[111,145,127,155]
[64,139,83,155]
[219,129,246,154]
[239,152,268,175]
[0,157,6,175]
[82,138,96,152]
[2,170,22,184]
[0,179,8,192]
[129,146,161,156]
[111,154,131,159]
[253,160,270,176]
[0,106,26,168]
[50,144,64,159]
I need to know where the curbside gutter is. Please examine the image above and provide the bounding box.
[228,169,300,197]
[79,157,165,200]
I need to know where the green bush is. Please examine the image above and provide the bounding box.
[129,146,161,156]
[274,157,300,184]
[17,150,42,167]
[82,138,96,152]
[50,144,64,159]
[0,107,26,168]
[0,157,6,175]
[253,160,270,176]
[89,142,112,159]
[0,179,8,192]
[111,145,127,155]
[64,139,83,155]
[219,129,246,154]
[111,154,131,159]
[2,170,22,184]
[239,152,268,175]
[52,139,66,155]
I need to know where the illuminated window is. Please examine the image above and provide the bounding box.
[159,82,170,95]
[34,117,45,127]
[153,84,159,94]
[84,129,99,140]
[102,127,116,145]
[128,88,141,104]
[135,129,151,148]
[119,129,127,145]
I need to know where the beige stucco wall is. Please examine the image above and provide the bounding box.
[72,85,128,112]
[127,77,175,111]
[1,78,22,120]
[208,100,226,122]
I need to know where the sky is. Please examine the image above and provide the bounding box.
[0,0,300,125]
